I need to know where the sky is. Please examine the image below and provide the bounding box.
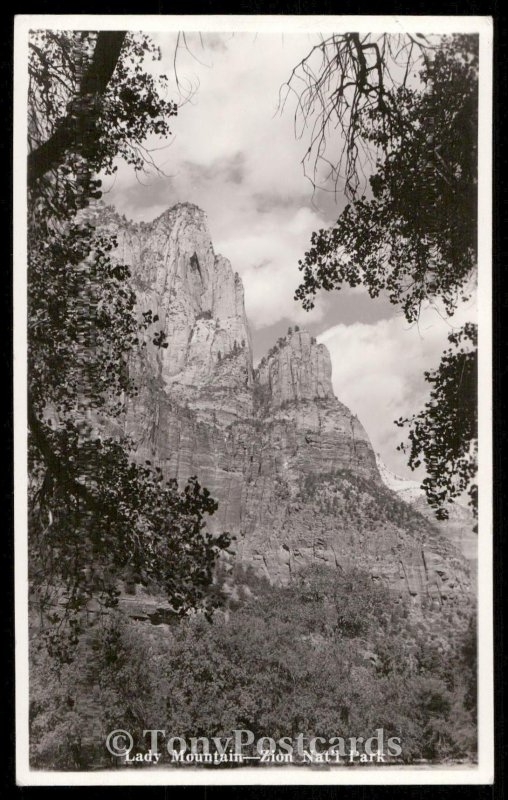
[103,31,476,478]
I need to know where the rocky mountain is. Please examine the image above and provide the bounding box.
[104,202,475,609]
[376,455,478,567]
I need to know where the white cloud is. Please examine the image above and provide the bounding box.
[319,301,477,478]
[215,206,327,328]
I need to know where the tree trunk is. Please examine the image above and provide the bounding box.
[27,31,126,186]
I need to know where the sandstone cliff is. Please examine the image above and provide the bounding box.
[103,202,475,608]
[256,331,334,408]
[376,455,478,567]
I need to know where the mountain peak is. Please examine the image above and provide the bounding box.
[105,202,473,601]
[153,201,208,229]
[170,201,205,215]
[256,328,334,409]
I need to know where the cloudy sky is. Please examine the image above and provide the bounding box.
[103,31,476,478]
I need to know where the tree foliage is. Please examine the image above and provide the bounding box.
[29,565,477,769]
[28,31,177,193]
[27,30,230,641]
[294,36,478,320]
[396,324,478,519]
[291,35,479,519]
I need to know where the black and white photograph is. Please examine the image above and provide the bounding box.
[13,14,493,786]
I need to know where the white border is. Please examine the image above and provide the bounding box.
[14,14,494,787]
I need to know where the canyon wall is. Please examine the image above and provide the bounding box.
[104,202,475,608]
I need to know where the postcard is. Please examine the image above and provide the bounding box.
[13,14,494,786]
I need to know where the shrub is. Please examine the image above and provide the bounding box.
[29,563,477,769]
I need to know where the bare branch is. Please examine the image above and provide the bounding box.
[280,32,435,199]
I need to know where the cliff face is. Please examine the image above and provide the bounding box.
[106,202,253,424]
[106,202,475,606]
[376,455,478,568]
[257,332,334,408]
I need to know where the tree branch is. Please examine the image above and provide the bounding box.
[28,31,127,187]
